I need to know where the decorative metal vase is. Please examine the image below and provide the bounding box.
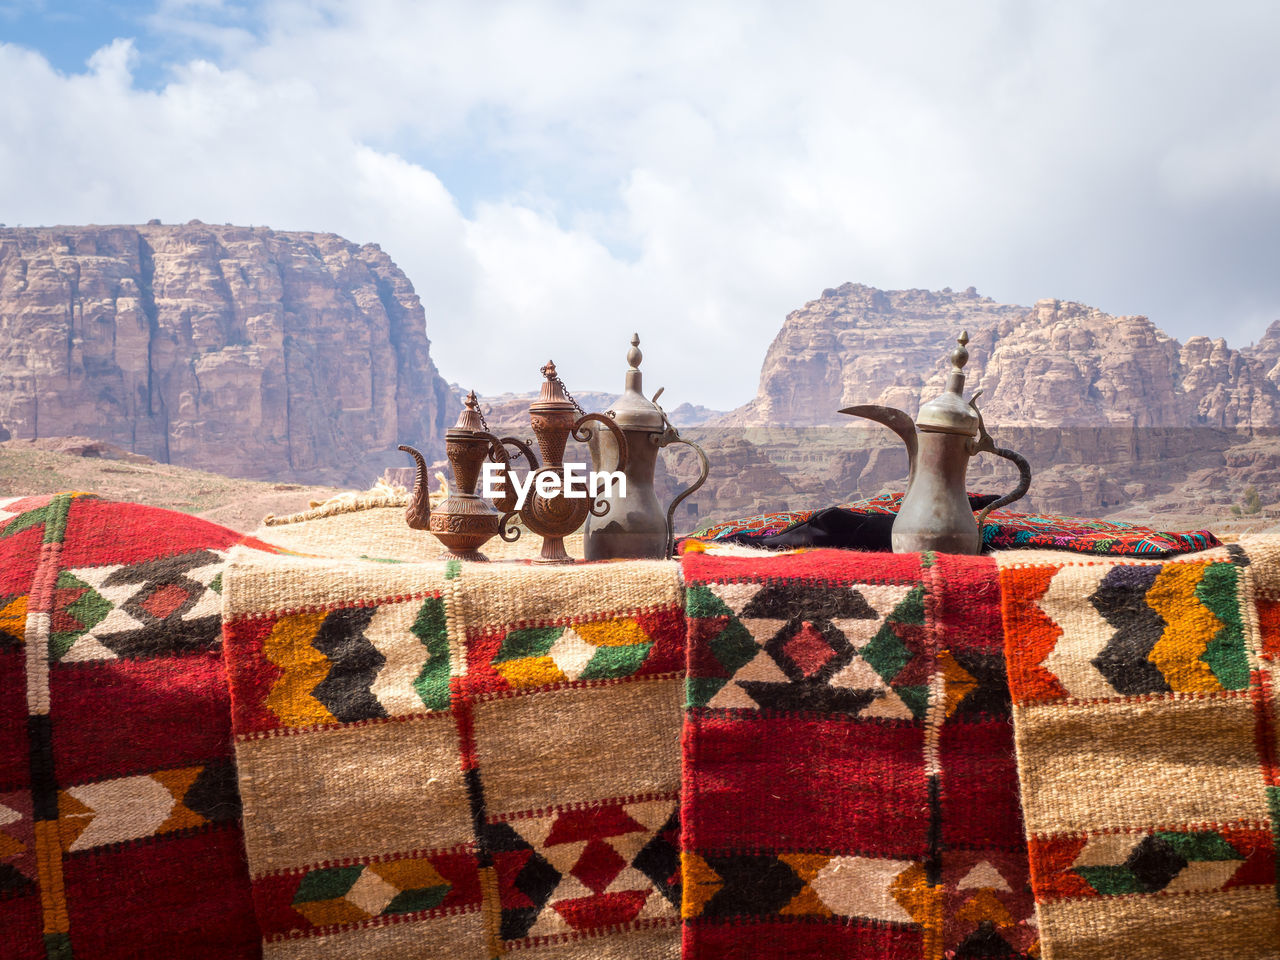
[496,361,630,564]
[840,332,1032,554]
[398,390,505,561]
[583,334,709,560]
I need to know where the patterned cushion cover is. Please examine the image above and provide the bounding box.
[692,492,1220,557]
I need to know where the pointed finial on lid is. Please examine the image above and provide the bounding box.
[915,329,979,435]
[452,388,486,432]
[950,330,970,372]
[534,360,572,407]
[610,332,664,428]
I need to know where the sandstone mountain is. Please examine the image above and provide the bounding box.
[686,283,1280,523]
[0,223,458,485]
[723,282,1280,430]
[5,222,1278,531]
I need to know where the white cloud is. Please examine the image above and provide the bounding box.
[2,0,1280,409]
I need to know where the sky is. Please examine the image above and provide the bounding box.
[1,1,1278,411]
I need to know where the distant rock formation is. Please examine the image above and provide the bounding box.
[720,284,1026,427]
[721,282,1280,431]
[694,283,1280,523]
[0,223,458,484]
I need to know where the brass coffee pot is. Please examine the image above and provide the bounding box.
[495,361,630,564]
[840,332,1031,554]
[398,390,505,561]
[584,335,709,560]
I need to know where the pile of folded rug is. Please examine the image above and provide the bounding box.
[1,493,1275,959]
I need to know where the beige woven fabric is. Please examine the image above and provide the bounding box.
[222,545,684,959]
[997,545,1280,959]
[254,492,584,563]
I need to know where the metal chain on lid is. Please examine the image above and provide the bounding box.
[551,374,585,415]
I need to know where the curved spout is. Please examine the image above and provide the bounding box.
[838,404,918,486]
[397,444,432,530]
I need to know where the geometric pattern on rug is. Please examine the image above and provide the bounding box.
[487,797,681,940]
[52,550,226,662]
[285,848,482,927]
[1028,826,1277,901]
[681,548,1038,960]
[1000,548,1280,960]
[1,493,266,960]
[466,604,686,696]
[225,593,453,733]
[684,578,930,719]
[55,759,240,852]
[1010,558,1252,702]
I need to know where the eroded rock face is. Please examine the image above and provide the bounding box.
[0,223,458,484]
[976,300,1186,427]
[708,283,1280,520]
[725,284,1280,432]
[721,283,1027,427]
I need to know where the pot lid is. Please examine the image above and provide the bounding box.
[608,334,665,430]
[529,360,577,413]
[446,389,487,438]
[915,331,979,435]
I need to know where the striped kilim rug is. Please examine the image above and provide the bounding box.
[998,542,1280,959]
[679,545,1038,959]
[221,549,686,959]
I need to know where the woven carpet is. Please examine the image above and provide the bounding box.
[254,491,583,563]
[5,490,1274,958]
[221,548,686,958]
[998,542,1280,959]
[679,544,1038,959]
[694,494,1220,557]
[0,493,278,960]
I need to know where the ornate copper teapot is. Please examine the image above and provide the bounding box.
[493,361,630,564]
[840,332,1031,554]
[398,390,505,561]
[583,335,709,560]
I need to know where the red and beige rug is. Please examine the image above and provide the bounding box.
[2,494,1275,959]
[680,546,1037,959]
[0,494,277,960]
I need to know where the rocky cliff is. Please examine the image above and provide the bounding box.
[721,284,1026,427]
[0,223,458,484]
[723,282,1280,431]
[698,283,1280,523]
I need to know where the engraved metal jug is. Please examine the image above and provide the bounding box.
[840,332,1031,554]
[398,390,505,561]
[583,334,709,560]
[492,361,629,564]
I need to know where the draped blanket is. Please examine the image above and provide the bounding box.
[221,551,686,959]
[998,545,1280,959]
[1,496,1276,959]
[0,494,274,960]
[679,546,1037,959]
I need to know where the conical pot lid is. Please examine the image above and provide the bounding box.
[915,331,979,435]
[608,334,665,430]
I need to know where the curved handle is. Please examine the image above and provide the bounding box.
[964,394,1032,540]
[496,510,522,543]
[573,413,629,518]
[657,435,710,559]
[974,446,1032,537]
[485,435,538,515]
[572,413,630,473]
